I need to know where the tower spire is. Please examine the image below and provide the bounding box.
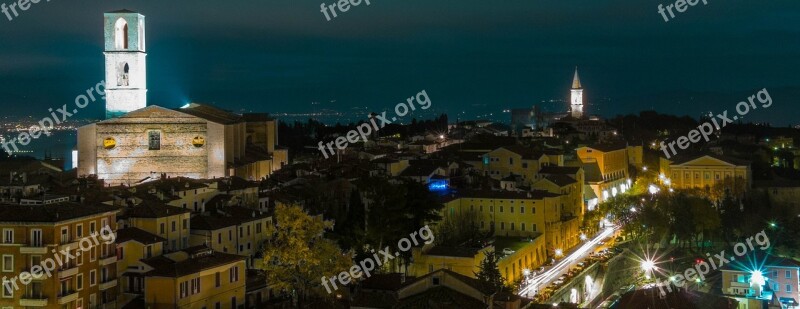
[572,67,582,89]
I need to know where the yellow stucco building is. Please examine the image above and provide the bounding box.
[660,154,751,190]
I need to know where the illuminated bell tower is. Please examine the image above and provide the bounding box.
[570,67,584,119]
[103,10,147,119]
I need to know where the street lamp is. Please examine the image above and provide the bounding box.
[580,234,587,241]
[641,260,655,272]
[555,249,563,257]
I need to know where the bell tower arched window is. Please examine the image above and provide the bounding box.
[114,18,128,50]
[118,63,130,86]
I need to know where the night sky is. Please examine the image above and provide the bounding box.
[0,0,798,124]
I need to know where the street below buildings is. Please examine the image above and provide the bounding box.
[519,226,619,299]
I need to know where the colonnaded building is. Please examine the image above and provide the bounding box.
[77,10,287,185]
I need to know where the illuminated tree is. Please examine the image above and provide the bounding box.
[261,204,352,303]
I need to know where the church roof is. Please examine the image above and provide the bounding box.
[572,67,582,89]
[107,9,138,14]
[177,103,242,124]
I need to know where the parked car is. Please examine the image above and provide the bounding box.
[502,248,515,255]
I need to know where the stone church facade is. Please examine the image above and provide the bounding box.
[77,10,287,185]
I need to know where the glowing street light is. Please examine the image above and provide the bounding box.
[641,260,655,272]
[555,249,563,257]
[648,185,659,195]
[643,166,648,171]
[630,207,637,213]
[751,270,766,286]
[580,234,587,241]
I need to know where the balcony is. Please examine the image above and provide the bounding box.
[57,291,78,305]
[99,255,117,266]
[20,245,48,254]
[58,265,79,279]
[59,239,80,251]
[99,278,118,291]
[22,268,47,280]
[729,281,750,288]
[19,297,48,307]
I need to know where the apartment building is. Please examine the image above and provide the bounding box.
[115,227,166,305]
[720,254,800,309]
[189,205,272,268]
[140,245,246,309]
[0,203,121,309]
[118,201,192,253]
[439,190,569,259]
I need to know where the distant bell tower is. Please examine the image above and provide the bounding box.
[570,67,584,119]
[104,10,147,119]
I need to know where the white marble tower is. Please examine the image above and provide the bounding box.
[104,10,147,119]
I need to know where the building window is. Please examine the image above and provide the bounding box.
[787,284,792,293]
[77,274,84,291]
[520,206,525,214]
[500,222,505,230]
[180,281,188,298]
[230,266,240,283]
[90,270,96,286]
[2,230,11,244]
[521,223,526,231]
[499,206,504,213]
[172,221,176,232]
[61,227,69,244]
[30,229,42,247]
[191,278,200,294]
[786,270,791,279]
[1,279,12,298]
[148,131,161,150]
[1,256,11,272]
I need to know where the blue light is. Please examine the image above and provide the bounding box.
[428,180,448,191]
